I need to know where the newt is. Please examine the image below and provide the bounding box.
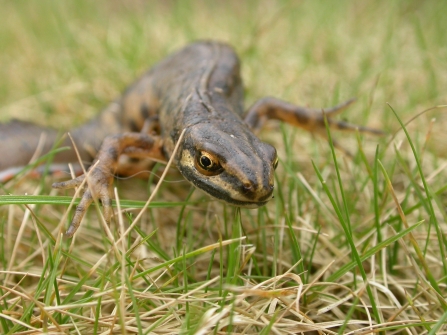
[0,41,382,237]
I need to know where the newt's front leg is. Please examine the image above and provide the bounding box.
[52,132,165,237]
[244,97,384,139]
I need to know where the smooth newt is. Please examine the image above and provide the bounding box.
[0,41,382,237]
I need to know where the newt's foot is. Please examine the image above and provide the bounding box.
[52,132,164,237]
[52,165,114,238]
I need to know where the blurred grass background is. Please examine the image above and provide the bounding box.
[1,0,447,334]
[2,0,446,127]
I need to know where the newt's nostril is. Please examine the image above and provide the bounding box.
[243,183,252,189]
[242,182,255,193]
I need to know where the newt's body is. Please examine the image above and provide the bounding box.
[0,41,382,237]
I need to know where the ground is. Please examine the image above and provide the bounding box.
[1,1,447,334]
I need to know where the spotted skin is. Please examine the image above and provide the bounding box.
[0,41,383,237]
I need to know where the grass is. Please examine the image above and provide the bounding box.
[1,0,447,334]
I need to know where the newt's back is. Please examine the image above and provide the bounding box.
[0,41,244,180]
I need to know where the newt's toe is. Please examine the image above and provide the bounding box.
[52,175,85,190]
[65,190,93,238]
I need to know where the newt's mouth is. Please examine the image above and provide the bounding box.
[212,187,274,208]
[178,161,275,207]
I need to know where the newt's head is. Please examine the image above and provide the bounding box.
[176,123,278,208]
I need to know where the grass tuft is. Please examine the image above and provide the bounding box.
[1,0,447,333]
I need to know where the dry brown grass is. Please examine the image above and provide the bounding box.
[1,1,447,334]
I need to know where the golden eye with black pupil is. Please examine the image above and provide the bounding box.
[273,156,279,170]
[194,151,223,176]
[200,155,212,168]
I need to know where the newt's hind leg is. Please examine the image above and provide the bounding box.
[244,97,383,151]
[52,132,165,237]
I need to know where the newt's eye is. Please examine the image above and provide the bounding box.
[273,156,279,170]
[195,151,223,176]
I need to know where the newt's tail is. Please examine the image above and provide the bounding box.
[0,120,78,182]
